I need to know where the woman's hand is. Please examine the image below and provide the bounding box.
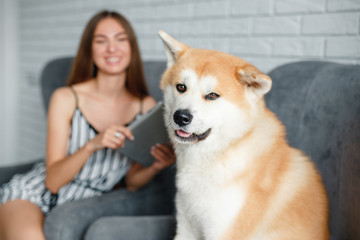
[150,144,176,171]
[86,125,134,152]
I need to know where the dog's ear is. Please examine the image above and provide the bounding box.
[158,30,189,68]
[237,65,272,101]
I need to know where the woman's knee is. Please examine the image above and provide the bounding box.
[0,200,45,240]
[2,227,45,240]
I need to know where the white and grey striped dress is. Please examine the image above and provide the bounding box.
[0,89,140,214]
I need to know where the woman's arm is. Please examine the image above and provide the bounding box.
[45,87,86,193]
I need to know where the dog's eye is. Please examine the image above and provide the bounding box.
[176,84,187,93]
[205,92,220,100]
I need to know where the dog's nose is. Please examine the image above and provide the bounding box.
[173,109,193,126]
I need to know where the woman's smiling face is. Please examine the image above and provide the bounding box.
[92,17,131,76]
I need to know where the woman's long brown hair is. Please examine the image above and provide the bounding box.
[67,10,149,99]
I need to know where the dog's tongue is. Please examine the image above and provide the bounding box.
[177,130,192,138]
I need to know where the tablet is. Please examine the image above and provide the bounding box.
[117,101,170,167]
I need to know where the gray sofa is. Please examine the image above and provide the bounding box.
[0,58,359,240]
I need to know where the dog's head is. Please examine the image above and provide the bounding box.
[158,31,272,149]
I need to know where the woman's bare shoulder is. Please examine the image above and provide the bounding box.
[48,86,77,116]
[51,86,74,102]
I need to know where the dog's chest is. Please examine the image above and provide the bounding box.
[176,156,246,237]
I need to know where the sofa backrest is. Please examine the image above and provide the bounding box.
[267,61,360,240]
[41,57,74,112]
[40,57,166,112]
[142,61,167,102]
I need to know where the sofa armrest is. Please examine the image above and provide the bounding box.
[0,159,42,185]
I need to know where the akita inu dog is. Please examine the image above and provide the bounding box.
[158,31,329,240]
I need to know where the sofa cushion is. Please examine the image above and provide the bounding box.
[84,215,176,240]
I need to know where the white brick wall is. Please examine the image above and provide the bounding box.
[302,13,359,35]
[327,0,360,11]
[1,0,359,165]
[254,16,301,35]
[231,0,272,16]
[326,36,360,57]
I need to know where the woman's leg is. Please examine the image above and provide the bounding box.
[0,200,45,240]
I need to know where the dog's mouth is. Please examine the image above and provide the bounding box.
[175,129,211,142]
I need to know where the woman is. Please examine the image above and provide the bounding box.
[0,10,175,240]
